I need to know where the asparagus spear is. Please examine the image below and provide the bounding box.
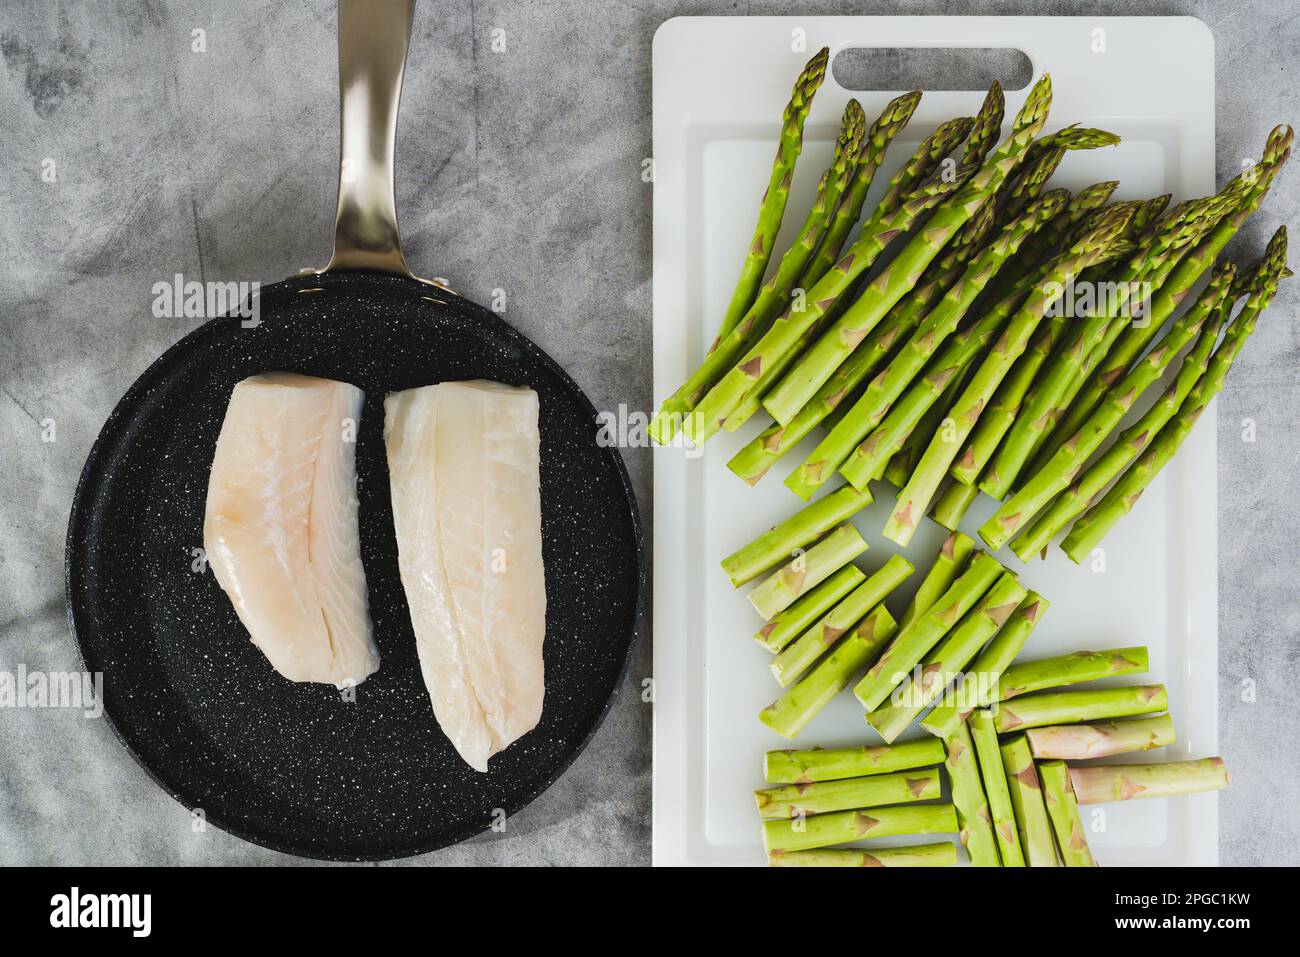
[764,739,946,784]
[801,91,925,286]
[994,145,1065,224]
[647,53,830,446]
[931,476,980,530]
[867,572,1026,742]
[920,592,1048,737]
[723,100,868,357]
[767,843,957,867]
[748,523,868,619]
[755,565,866,653]
[1063,226,1288,560]
[726,199,994,482]
[797,190,1069,499]
[992,684,1168,733]
[724,96,938,430]
[755,767,941,819]
[1027,714,1176,760]
[680,113,985,445]
[982,258,1229,552]
[999,647,1149,699]
[1068,757,1229,804]
[1038,759,1096,866]
[1012,282,1234,558]
[759,603,896,739]
[999,733,1058,866]
[716,48,830,340]
[759,80,1044,428]
[763,802,958,854]
[722,484,872,587]
[1022,124,1120,167]
[879,205,1135,545]
[1044,124,1292,452]
[900,531,976,629]
[773,555,914,686]
[970,709,1025,866]
[853,551,1004,712]
[944,720,1002,866]
[992,180,1119,292]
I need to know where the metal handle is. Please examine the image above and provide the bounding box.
[325,0,416,277]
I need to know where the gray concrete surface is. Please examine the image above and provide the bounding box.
[0,0,1295,865]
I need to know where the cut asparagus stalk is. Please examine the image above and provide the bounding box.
[747,523,868,620]
[755,565,866,653]
[762,802,958,854]
[759,603,897,739]
[853,552,1004,712]
[921,591,1049,738]
[931,478,980,531]
[1027,714,1176,761]
[980,253,1235,550]
[999,647,1149,699]
[767,842,957,867]
[899,531,976,629]
[867,572,1026,742]
[1068,757,1230,804]
[755,767,941,820]
[722,484,872,587]
[772,555,914,686]
[1063,226,1289,560]
[999,732,1058,866]
[992,684,1168,733]
[944,720,1002,866]
[764,739,946,784]
[1038,759,1096,867]
[970,709,1025,866]
[879,204,1135,545]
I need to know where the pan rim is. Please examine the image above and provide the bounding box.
[63,269,647,863]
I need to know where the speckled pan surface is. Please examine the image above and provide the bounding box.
[65,270,644,861]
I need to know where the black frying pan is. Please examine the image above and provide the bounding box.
[63,0,642,861]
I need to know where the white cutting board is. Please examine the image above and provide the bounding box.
[652,16,1220,867]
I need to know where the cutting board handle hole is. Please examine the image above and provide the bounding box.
[831,47,1032,92]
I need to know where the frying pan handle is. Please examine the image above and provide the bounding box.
[325,0,416,277]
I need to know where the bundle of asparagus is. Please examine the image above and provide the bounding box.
[756,734,1228,866]
[738,535,1227,866]
[653,53,1292,557]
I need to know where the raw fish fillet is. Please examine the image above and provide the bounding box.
[204,372,378,688]
[384,380,546,772]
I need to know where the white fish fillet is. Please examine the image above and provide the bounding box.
[204,372,378,688]
[384,380,546,772]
